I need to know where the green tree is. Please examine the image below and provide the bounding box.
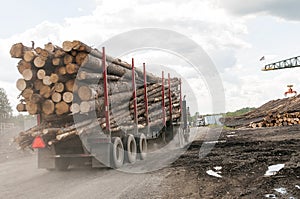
[0,88,12,120]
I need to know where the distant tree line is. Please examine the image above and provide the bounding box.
[0,88,12,120]
[224,107,255,117]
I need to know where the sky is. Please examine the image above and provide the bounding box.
[1,0,300,115]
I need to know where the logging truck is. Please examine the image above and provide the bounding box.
[10,42,191,170]
[33,90,189,170]
[33,101,189,170]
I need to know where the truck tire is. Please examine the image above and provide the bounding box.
[184,129,190,143]
[123,134,137,164]
[111,137,124,169]
[178,129,184,148]
[136,133,147,160]
[55,158,70,171]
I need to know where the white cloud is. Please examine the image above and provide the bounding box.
[7,0,298,115]
[219,0,300,21]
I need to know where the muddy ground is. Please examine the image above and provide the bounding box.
[1,126,299,198]
[161,126,300,198]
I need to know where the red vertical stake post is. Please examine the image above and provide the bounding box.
[179,78,183,122]
[162,71,166,127]
[143,63,149,126]
[102,47,110,133]
[37,114,41,125]
[168,73,172,122]
[132,58,138,129]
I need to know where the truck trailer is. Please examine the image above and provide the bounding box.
[11,41,190,170]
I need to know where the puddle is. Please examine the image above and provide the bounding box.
[265,194,276,198]
[206,169,222,178]
[264,164,285,176]
[203,140,226,144]
[213,166,222,171]
[274,187,287,195]
[226,135,237,138]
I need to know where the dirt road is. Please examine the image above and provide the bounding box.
[0,128,199,199]
[162,126,300,198]
[0,154,171,199]
[1,127,299,198]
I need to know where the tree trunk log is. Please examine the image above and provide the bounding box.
[17,60,32,74]
[16,79,31,91]
[54,82,65,93]
[10,43,32,58]
[51,92,62,103]
[63,92,73,103]
[42,100,55,115]
[65,79,75,92]
[55,101,69,115]
[16,103,26,112]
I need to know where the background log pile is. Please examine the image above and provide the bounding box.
[223,95,300,128]
[11,41,181,149]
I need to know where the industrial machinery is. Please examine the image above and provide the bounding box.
[284,85,297,97]
[262,56,300,97]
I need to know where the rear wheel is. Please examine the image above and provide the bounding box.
[111,137,124,168]
[184,129,190,143]
[136,133,147,160]
[178,129,185,148]
[123,134,137,164]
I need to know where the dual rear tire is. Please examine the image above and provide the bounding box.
[111,134,147,168]
[123,134,137,164]
[111,137,124,168]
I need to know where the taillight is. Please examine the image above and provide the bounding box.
[32,136,46,149]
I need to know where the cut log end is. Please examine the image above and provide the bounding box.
[54,83,64,93]
[25,102,39,115]
[50,73,59,84]
[70,103,80,114]
[55,101,70,115]
[37,69,46,80]
[22,88,34,100]
[42,76,52,86]
[78,85,93,101]
[42,100,55,115]
[22,69,34,81]
[33,56,46,68]
[10,43,31,58]
[16,103,26,112]
[66,63,79,74]
[16,79,27,91]
[65,79,75,92]
[63,92,73,103]
[62,41,74,52]
[80,101,94,113]
[51,92,62,103]
[23,51,36,62]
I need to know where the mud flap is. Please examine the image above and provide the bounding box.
[165,125,174,142]
[91,142,112,168]
[37,147,56,169]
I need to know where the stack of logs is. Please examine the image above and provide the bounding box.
[11,40,181,149]
[250,112,300,128]
[223,94,300,128]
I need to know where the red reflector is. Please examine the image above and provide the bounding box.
[32,136,46,148]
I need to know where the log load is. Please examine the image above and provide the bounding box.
[222,95,300,128]
[11,40,182,149]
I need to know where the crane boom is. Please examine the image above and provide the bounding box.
[262,56,300,71]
